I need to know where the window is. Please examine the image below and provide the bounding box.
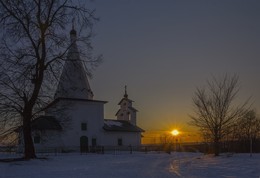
[92,138,97,146]
[81,123,87,131]
[118,138,123,146]
[34,135,40,144]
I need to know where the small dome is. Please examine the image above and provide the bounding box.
[70,29,77,35]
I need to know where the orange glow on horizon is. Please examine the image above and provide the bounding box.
[141,129,203,145]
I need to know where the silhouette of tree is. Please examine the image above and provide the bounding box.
[190,75,248,156]
[0,0,101,159]
[234,110,260,152]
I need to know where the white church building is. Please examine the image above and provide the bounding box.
[18,28,144,153]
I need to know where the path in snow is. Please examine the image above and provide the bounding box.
[0,152,259,178]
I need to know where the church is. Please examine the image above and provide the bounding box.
[18,28,144,153]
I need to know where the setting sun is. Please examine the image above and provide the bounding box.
[171,129,179,136]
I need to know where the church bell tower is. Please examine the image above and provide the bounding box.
[115,86,138,125]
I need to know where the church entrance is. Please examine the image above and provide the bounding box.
[80,136,88,153]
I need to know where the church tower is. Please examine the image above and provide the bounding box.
[54,26,93,100]
[115,86,138,125]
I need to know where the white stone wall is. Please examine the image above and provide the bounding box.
[48,100,105,148]
[101,131,142,147]
[23,99,142,152]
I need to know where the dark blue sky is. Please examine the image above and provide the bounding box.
[87,0,260,131]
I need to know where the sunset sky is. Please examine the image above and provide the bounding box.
[86,0,260,132]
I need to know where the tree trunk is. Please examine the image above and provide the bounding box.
[214,139,220,156]
[23,115,36,159]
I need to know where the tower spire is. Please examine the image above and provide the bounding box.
[124,85,128,98]
[70,18,77,42]
[54,28,93,100]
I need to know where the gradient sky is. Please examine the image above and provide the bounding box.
[86,0,260,131]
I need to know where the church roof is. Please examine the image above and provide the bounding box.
[54,27,94,100]
[128,106,138,112]
[115,109,121,116]
[103,119,144,132]
[31,116,62,131]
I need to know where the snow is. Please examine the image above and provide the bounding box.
[0,152,259,178]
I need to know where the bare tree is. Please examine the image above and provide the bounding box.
[237,110,260,140]
[190,75,248,156]
[0,0,101,159]
[233,110,260,152]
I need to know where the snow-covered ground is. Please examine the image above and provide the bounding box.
[0,152,259,178]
